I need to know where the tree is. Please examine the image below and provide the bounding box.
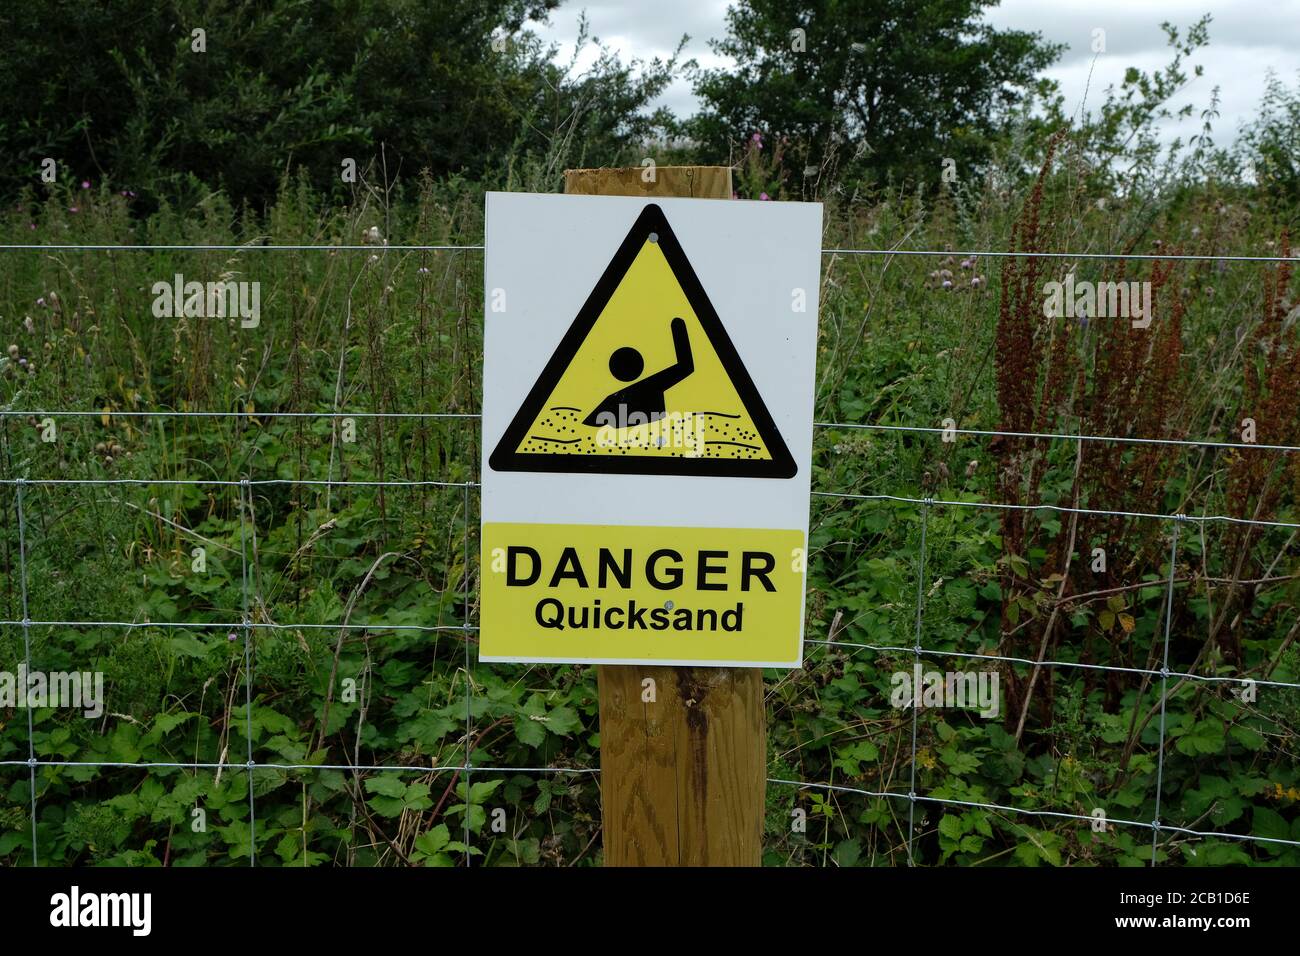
[690,0,1062,193]
[0,0,679,209]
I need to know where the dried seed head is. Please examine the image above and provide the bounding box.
[6,344,17,359]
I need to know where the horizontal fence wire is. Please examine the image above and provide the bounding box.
[1,243,1297,263]
[3,238,1298,865]
[2,474,1295,530]
[764,781,1300,849]
[0,760,598,774]
[4,411,1297,455]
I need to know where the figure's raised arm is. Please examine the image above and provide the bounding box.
[631,317,694,395]
[670,317,693,377]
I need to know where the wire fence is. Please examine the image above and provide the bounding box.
[2,240,1299,867]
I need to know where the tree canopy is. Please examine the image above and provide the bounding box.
[691,0,1062,192]
[0,0,680,208]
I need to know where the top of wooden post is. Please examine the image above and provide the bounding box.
[563,166,733,200]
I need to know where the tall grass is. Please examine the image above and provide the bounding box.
[1,131,1298,865]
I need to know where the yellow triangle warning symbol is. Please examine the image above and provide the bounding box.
[490,204,795,478]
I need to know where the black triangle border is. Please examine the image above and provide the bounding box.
[488,203,796,478]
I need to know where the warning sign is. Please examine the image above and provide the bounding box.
[489,203,795,478]
[480,193,821,667]
[480,524,805,666]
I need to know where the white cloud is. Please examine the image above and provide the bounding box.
[529,0,1300,145]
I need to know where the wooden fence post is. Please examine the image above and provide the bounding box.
[563,166,766,866]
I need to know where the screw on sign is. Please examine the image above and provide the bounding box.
[481,169,820,865]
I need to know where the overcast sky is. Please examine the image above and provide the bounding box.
[530,0,1300,146]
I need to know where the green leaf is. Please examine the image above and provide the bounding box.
[533,788,552,814]
[403,712,456,747]
[168,634,211,659]
[544,705,581,737]
[832,839,861,867]
[1253,805,1289,841]
[414,824,451,855]
[514,715,546,747]
[364,774,407,798]
[367,795,405,817]
[938,814,963,841]
[1229,725,1265,751]
[0,831,27,856]
[463,779,503,803]
[1175,718,1225,755]
[1013,841,1041,866]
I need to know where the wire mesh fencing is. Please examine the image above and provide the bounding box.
[2,239,1299,866]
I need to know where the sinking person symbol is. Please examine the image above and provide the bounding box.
[489,202,796,478]
[583,317,693,427]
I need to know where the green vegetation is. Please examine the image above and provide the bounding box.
[0,0,677,211]
[691,0,1062,192]
[1,2,1298,866]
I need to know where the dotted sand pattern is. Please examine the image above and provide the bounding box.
[520,407,768,460]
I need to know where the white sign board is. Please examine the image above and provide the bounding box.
[480,192,821,667]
